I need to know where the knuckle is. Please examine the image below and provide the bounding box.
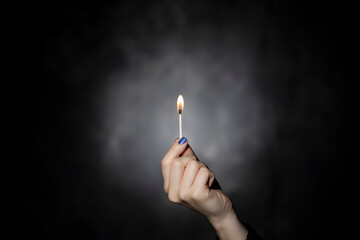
[187,159,198,169]
[172,159,183,168]
[190,189,203,201]
[179,189,189,201]
[168,192,180,203]
[161,159,169,168]
[199,166,209,175]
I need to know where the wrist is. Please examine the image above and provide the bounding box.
[208,210,248,240]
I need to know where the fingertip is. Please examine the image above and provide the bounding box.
[167,137,188,158]
[178,137,187,144]
[209,176,215,187]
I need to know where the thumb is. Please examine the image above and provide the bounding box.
[172,137,196,157]
[163,137,189,161]
[180,143,196,157]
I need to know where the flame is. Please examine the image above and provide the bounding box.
[177,95,184,113]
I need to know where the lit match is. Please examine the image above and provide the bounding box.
[177,95,184,139]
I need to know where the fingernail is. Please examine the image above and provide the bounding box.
[209,176,215,187]
[178,137,187,144]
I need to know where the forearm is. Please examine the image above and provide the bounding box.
[208,210,248,240]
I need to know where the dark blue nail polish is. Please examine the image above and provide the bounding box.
[178,137,187,144]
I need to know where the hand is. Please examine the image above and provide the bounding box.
[161,137,248,240]
[161,137,231,219]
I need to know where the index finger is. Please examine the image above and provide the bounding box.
[181,144,196,157]
[161,137,189,192]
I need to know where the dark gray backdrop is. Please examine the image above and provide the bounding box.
[13,1,356,239]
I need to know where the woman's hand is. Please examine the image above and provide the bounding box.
[161,137,248,240]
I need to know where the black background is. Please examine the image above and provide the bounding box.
[11,1,357,239]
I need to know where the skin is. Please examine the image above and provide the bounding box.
[161,138,248,240]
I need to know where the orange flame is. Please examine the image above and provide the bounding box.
[177,95,184,113]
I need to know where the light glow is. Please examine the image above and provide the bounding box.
[177,95,184,114]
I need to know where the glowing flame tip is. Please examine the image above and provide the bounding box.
[177,95,184,113]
